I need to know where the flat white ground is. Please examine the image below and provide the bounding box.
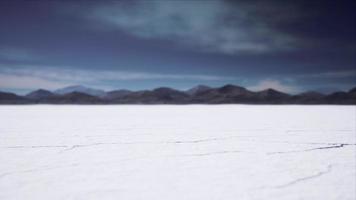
[0,105,355,200]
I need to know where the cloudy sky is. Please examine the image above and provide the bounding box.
[0,0,355,94]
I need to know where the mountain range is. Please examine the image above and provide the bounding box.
[1,85,355,104]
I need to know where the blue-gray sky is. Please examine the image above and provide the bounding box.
[0,0,355,94]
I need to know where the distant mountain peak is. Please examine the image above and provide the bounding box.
[54,85,106,97]
[220,84,245,89]
[218,84,247,94]
[259,88,286,94]
[153,87,178,92]
[36,89,51,92]
[25,89,54,99]
[56,85,88,91]
[0,91,28,103]
[256,88,290,100]
[262,88,277,92]
[187,85,211,95]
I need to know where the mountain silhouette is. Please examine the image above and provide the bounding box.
[25,89,54,100]
[54,85,106,97]
[1,84,355,104]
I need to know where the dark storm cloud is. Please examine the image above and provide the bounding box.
[74,0,355,55]
[72,0,299,54]
[0,0,355,93]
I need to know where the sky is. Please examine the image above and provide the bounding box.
[0,0,355,94]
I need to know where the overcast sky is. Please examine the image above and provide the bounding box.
[0,0,355,94]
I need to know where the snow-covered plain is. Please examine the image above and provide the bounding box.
[0,105,355,200]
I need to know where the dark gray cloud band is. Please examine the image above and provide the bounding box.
[77,0,299,55]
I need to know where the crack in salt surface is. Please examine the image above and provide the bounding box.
[61,142,119,151]
[0,149,246,180]
[4,139,354,149]
[268,143,354,155]
[1,138,232,151]
[61,138,229,151]
[3,137,355,155]
[274,165,333,189]
[59,138,238,152]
